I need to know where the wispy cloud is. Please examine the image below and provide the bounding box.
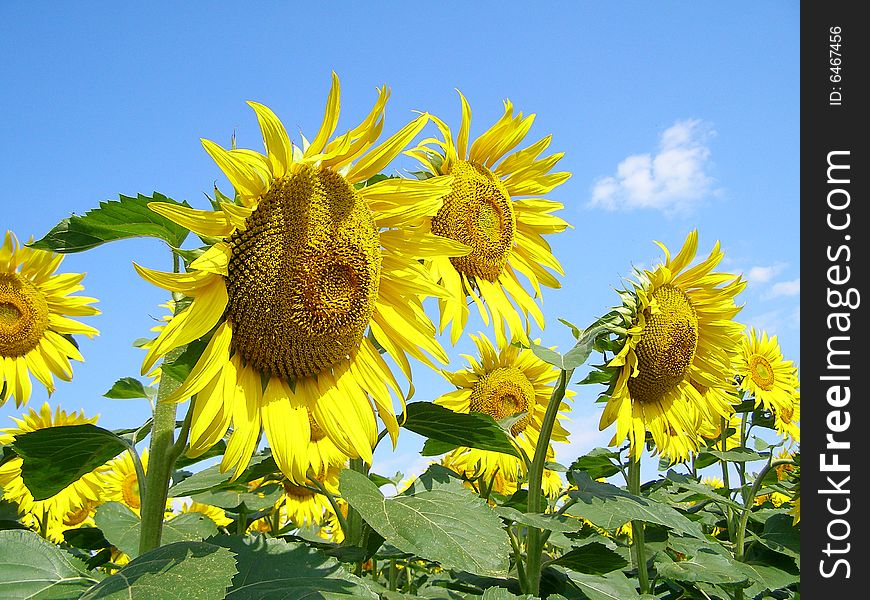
[588,119,716,216]
[763,277,800,299]
[746,263,787,284]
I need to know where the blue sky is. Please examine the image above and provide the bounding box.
[1,2,799,482]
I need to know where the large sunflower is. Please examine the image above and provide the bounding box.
[407,93,571,347]
[136,74,468,483]
[599,230,745,460]
[0,403,105,541]
[1,231,99,406]
[434,332,572,485]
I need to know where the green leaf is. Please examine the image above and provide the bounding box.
[420,438,460,456]
[63,527,111,551]
[551,542,628,575]
[565,571,641,600]
[401,402,520,458]
[568,448,622,480]
[399,464,464,495]
[104,377,153,400]
[494,506,581,533]
[0,530,100,598]
[191,485,283,513]
[566,473,704,539]
[210,534,378,599]
[166,459,237,496]
[655,550,756,585]
[79,541,235,600]
[12,425,127,500]
[173,439,227,470]
[94,502,218,559]
[530,318,622,371]
[707,447,768,463]
[758,513,800,559]
[30,192,190,253]
[340,469,511,577]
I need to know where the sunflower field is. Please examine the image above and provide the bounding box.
[1,75,800,599]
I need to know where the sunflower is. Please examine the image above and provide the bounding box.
[280,465,342,528]
[0,403,105,541]
[0,231,99,406]
[136,74,470,483]
[101,449,148,515]
[599,230,745,461]
[735,328,799,437]
[435,332,572,486]
[174,500,233,528]
[407,92,571,347]
[774,390,800,443]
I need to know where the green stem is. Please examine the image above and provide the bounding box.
[719,417,736,542]
[311,477,350,541]
[388,559,398,591]
[343,458,367,548]
[508,526,528,591]
[138,359,182,555]
[237,508,247,536]
[628,457,650,595]
[524,368,570,595]
[735,458,793,562]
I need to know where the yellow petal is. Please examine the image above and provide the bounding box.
[305,72,341,158]
[346,114,428,183]
[201,139,267,198]
[247,101,292,177]
[147,203,233,238]
[163,320,233,403]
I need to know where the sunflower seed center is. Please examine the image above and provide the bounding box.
[431,161,515,281]
[226,165,381,380]
[749,355,775,391]
[628,284,699,404]
[469,366,535,436]
[0,274,49,357]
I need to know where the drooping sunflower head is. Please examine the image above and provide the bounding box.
[138,74,469,484]
[407,92,571,347]
[1,231,99,407]
[435,332,572,481]
[598,230,746,461]
[0,403,105,540]
[735,328,799,419]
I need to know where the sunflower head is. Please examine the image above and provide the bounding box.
[736,328,799,412]
[597,230,745,460]
[1,231,99,406]
[137,74,466,485]
[408,92,571,346]
[435,332,572,481]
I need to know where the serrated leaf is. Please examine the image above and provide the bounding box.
[494,506,582,533]
[191,485,283,513]
[12,425,127,500]
[655,550,756,585]
[758,513,800,559]
[399,464,464,496]
[568,448,622,480]
[565,571,641,600]
[173,439,227,470]
[104,377,153,400]
[79,541,235,600]
[401,402,520,458]
[210,535,378,599]
[566,473,704,539]
[551,542,628,575]
[30,193,190,253]
[707,447,768,463]
[94,502,218,559]
[340,469,510,576]
[0,530,100,598]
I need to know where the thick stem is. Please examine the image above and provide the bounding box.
[138,366,182,554]
[312,477,350,541]
[523,368,570,595]
[628,457,650,595]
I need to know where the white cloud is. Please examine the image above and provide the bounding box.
[588,119,716,216]
[746,263,787,284]
[763,278,800,299]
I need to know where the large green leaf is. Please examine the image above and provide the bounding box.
[494,506,582,533]
[191,485,283,512]
[12,425,127,500]
[706,447,768,463]
[655,550,757,585]
[758,513,800,560]
[340,469,511,577]
[566,473,704,539]
[0,530,100,599]
[94,502,218,559]
[79,541,235,600]
[30,192,190,253]
[551,542,628,575]
[565,571,641,600]
[211,535,378,599]
[401,402,520,458]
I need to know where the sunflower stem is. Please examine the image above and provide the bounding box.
[311,476,350,542]
[628,457,651,594]
[735,458,793,562]
[719,417,736,542]
[523,368,570,595]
